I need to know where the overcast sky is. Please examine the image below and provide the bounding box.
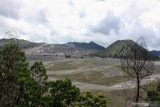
[0,0,160,50]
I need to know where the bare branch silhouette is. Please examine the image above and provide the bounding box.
[119,37,154,104]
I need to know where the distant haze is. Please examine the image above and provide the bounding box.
[0,0,160,50]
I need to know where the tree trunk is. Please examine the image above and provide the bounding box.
[135,77,140,107]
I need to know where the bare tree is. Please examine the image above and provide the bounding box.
[119,38,154,103]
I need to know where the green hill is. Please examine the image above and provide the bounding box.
[91,40,133,57]
[66,41,105,50]
[91,39,155,58]
[0,38,44,49]
[0,38,105,56]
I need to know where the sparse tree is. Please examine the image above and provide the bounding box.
[30,62,48,83]
[0,41,30,106]
[146,81,160,106]
[0,31,107,107]
[77,92,107,107]
[48,79,80,107]
[120,38,154,103]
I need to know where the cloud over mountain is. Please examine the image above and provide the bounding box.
[0,0,160,50]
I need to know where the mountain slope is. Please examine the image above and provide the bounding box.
[66,41,105,50]
[26,42,105,56]
[0,38,105,56]
[0,38,44,49]
[91,40,155,58]
[150,50,160,57]
[91,40,134,57]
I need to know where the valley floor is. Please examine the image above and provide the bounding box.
[27,55,160,107]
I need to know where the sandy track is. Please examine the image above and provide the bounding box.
[48,74,160,91]
[47,64,120,75]
[74,74,160,91]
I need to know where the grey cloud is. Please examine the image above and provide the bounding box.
[68,0,74,6]
[25,9,48,24]
[79,11,86,18]
[90,12,121,35]
[128,21,159,50]
[130,23,155,39]
[0,0,21,19]
[35,9,48,23]
[0,17,9,29]
[97,0,105,2]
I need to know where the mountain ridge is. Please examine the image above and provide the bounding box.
[0,38,45,49]
[0,38,105,56]
[150,50,160,57]
[1,38,159,59]
[65,41,105,50]
[91,39,157,59]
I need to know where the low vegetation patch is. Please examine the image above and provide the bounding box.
[48,71,131,86]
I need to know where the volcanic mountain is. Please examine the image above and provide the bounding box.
[150,50,160,57]
[0,38,105,56]
[91,40,156,59]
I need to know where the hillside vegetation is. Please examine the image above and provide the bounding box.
[0,38,105,57]
[0,38,43,49]
[91,40,157,59]
[0,42,107,107]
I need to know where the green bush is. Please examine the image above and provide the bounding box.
[0,43,107,107]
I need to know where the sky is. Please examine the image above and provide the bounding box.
[0,0,160,50]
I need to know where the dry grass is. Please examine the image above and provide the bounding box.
[30,57,160,107]
[46,61,90,71]
[48,71,131,86]
[46,58,131,86]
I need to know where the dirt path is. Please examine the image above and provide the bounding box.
[48,74,160,91]
[73,74,160,91]
[47,64,119,75]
